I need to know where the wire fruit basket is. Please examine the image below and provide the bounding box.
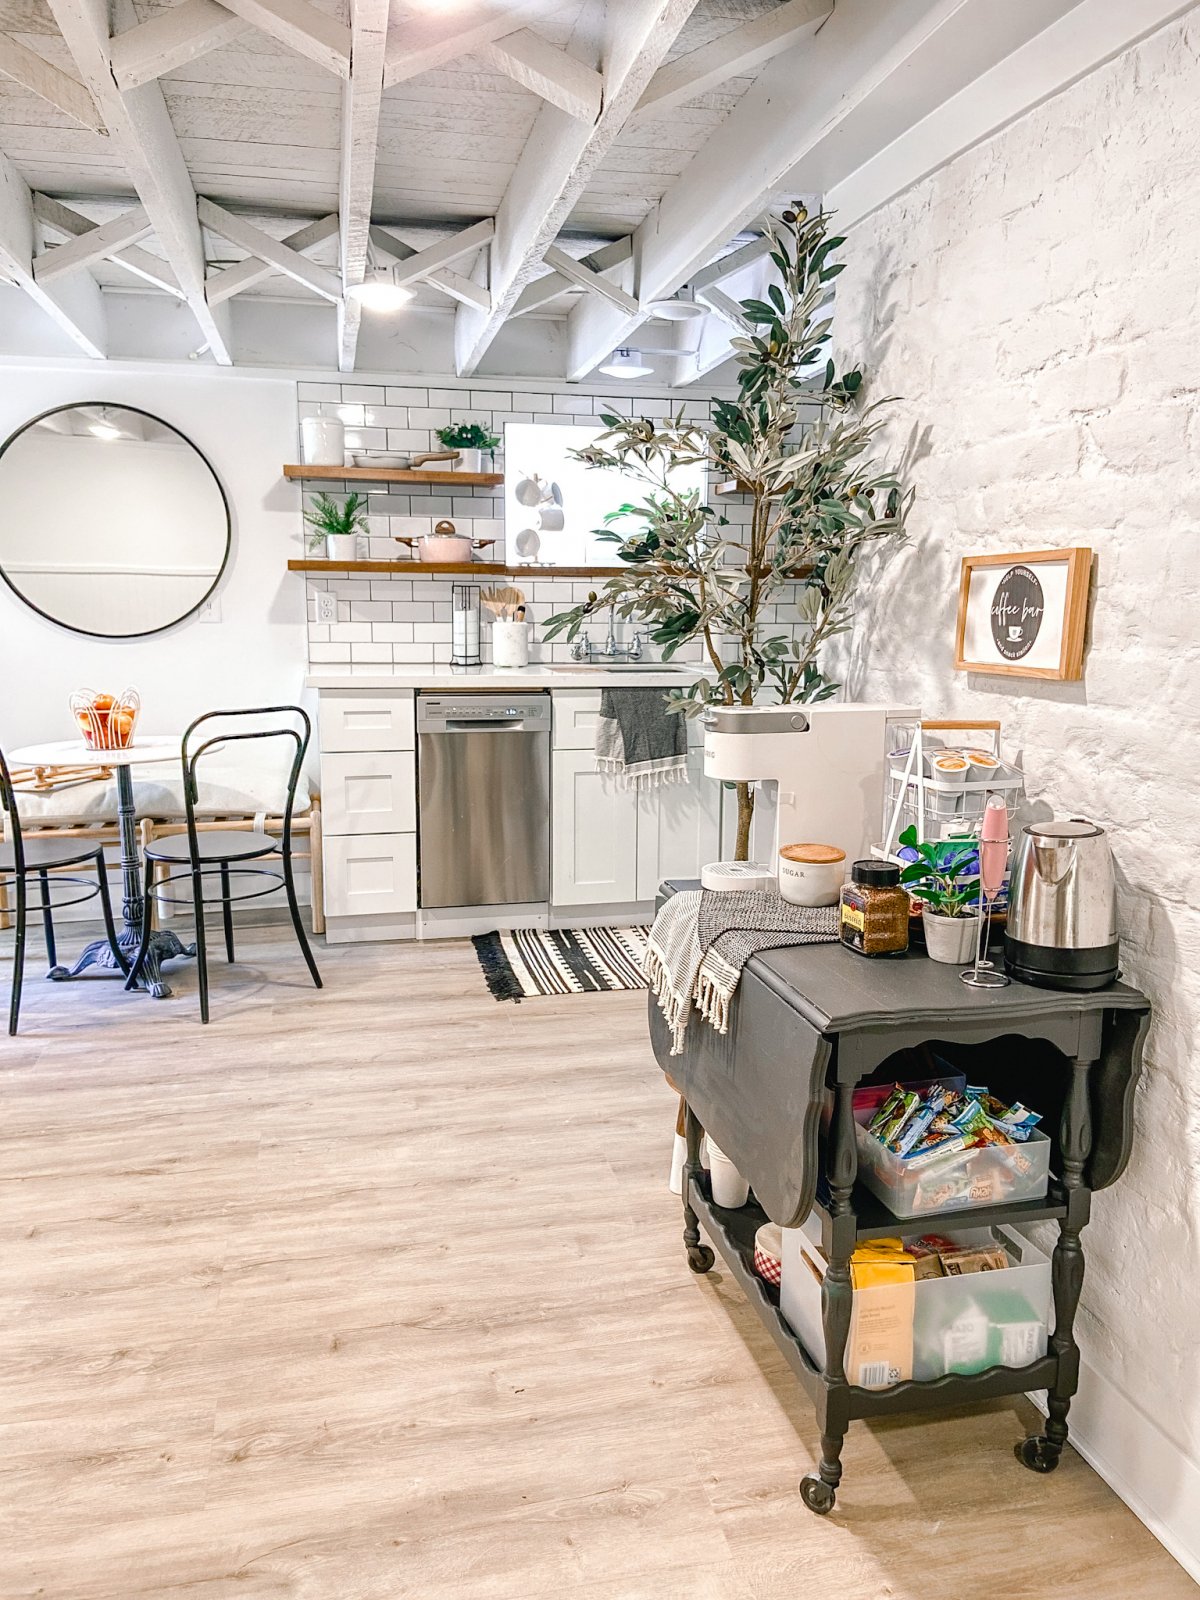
[70,687,141,751]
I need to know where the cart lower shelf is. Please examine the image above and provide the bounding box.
[688,1173,1064,1510]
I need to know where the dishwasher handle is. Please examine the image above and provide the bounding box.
[440,718,542,732]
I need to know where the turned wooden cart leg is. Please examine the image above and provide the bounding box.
[803,1076,858,1515]
[681,1101,714,1274]
[1018,1055,1094,1474]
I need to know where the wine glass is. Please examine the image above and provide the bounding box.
[961,793,1011,988]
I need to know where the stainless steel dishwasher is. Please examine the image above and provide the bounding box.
[417,693,551,908]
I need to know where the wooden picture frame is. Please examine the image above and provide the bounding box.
[954,547,1092,680]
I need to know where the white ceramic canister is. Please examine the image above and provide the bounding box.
[705,1138,749,1208]
[301,413,346,465]
[456,447,483,473]
[778,843,847,907]
[492,619,531,668]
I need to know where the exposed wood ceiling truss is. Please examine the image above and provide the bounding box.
[0,0,1178,380]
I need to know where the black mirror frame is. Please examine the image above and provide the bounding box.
[0,401,232,640]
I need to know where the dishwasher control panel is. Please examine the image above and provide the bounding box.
[417,694,551,730]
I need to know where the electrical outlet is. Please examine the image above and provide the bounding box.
[316,591,337,625]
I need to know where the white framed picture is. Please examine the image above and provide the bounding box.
[955,548,1092,680]
[503,422,707,568]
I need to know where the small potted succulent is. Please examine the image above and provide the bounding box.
[436,422,500,473]
[304,491,368,562]
[897,826,981,964]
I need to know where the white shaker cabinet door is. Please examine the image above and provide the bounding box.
[551,750,639,906]
[324,833,417,917]
[635,751,722,900]
[322,751,416,836]
[319,692,414,753]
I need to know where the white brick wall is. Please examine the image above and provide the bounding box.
[296,379,781,668]
[833,8,1200,1539]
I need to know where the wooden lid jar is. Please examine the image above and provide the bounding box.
[778,842,847,907]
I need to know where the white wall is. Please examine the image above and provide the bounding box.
[0,363,304,750]
[834,10,1200,1580]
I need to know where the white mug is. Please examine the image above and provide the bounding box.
[492,619,531,668]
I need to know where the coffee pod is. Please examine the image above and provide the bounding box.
[930,752,970,786]
[964,749,1002,782]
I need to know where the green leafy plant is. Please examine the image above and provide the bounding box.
[304,490,369,552]
[437,422,500,453]
[542,205,912,857]
[897,826,979,918]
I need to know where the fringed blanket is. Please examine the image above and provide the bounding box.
[644,888,839,1054]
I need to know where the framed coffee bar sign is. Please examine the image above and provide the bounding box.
[954,547,1092,680]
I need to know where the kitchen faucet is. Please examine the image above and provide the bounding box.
[569,606,644,662]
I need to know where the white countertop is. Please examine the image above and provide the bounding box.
[305,663,703,691]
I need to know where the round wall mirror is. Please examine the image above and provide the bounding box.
[0,402,231,638]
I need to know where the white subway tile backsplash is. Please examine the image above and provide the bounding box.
[387,386,426,406]
[351,642,394,662]
[349,600,393,622]
[331,622,373,642]
[309,642,352,662]
[342,384,386,404]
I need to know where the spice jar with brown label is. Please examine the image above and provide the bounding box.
[840,860,910,957]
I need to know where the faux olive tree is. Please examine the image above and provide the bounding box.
[545,207,911,859]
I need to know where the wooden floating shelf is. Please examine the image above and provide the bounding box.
[284,464,503,487]
[288,561,628,578]
[713,478,753,495]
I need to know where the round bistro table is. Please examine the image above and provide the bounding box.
[10,738,194,998]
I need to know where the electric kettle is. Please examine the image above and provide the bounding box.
[1005,818,1118,990]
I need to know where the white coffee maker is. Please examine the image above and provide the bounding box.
[703,702,919,870]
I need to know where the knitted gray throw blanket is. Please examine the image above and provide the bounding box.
[645,888,838,1054]
[596,686,689,790]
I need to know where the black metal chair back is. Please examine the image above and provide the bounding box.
[180,705,312,859]
[0,744,27,877]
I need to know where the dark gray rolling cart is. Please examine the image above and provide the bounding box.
[651,882,1149,1515]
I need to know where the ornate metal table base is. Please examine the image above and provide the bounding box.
[45,759,193,1000]
[49,927,194,1000]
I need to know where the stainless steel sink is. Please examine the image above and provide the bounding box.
[548,662,693,674]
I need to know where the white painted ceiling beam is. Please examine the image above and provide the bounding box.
[0,150,106,357]
[688,228,772,293]
[382,0,552,88]
[634,0,832,122]
[387,218,495,290]
[367,224,490,312]
[197,198,343,301]
[566,0,1089,380]
[204,211,337,303]
[45,0,233,364]
[337,0,390,371]
[510,235,632,316]
[0,32,106,133]
[33,203,151,282]
[217,0,351,76]
[479,29,603,122]
[107,0,250,92]
[541,243,638,314]
[32,192,184,297]
[454,0,700,378]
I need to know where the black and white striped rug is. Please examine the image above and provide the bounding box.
[472,925,650,1001]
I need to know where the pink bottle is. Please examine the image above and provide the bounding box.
[962,795,1010,987]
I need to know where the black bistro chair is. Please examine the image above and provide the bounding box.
[1,745,125,1035]
[125,707,322,1023]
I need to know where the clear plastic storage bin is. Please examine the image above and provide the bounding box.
[854,1111,1051,1219]
[780,1214,1052,1388]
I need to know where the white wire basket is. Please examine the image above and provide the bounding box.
[880,719,1024,851]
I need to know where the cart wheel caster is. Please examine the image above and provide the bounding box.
[800,1475,836,1515]
[1015,1435,1061,1474]
[686,1245,714,1273]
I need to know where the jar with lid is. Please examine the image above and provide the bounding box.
[839,860,909,957]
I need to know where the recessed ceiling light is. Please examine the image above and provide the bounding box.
[598,348,655,378]
[645,294,706,321]
[347,268,415,312]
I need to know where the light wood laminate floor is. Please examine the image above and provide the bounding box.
[1,924,1193,1599]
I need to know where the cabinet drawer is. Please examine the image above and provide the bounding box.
[322,751,415,835]
[319,692,414,753]
[324,832,417,918]
[552,687,705,749]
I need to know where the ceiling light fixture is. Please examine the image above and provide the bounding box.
[645,293,706,321]
[598,348,655,378]
[348,266,416,312]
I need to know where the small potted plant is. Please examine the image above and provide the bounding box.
[304,490,368,562]
[436,422,500,473]
[897,826,981,964]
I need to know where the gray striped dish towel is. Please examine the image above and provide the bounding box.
[596,686,689,790]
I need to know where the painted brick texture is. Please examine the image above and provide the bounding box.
[833,12,1200,1475]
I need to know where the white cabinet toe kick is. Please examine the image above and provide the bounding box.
[315,685,724,943]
